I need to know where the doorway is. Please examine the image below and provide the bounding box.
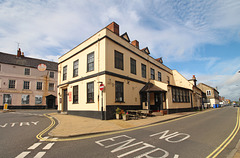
[62,89,68,112]
[46,95,56,109]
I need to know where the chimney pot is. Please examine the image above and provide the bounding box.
[106,22,119,36]
[131,40,139,49]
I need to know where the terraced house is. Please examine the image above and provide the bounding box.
[58,22,203,119]
[0,49,58,109]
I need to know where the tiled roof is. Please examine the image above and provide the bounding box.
[0,52,58,71]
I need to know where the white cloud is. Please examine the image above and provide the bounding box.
[0,0,240,100]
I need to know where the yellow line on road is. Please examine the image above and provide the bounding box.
[36,114,55,140]
[207,108,240,158]
[37,109,213,142]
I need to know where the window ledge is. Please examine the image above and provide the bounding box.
[115,101,125,103]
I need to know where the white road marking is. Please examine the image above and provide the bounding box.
[33,152,46,158]
[31,121,39,125]
[51,138,58,141]
[15,151,31,158]
[174,154,179,158]
[0,123,7,128]
[40,136,49,141]
[43,143,55,150]
[28,143,42,150]
[20,122,30,126]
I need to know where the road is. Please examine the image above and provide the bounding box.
[1,107,239,158]
[46,107,240,158]
[0,110,56,158]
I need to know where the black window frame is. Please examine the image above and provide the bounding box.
[23,81,30,89]
[73,85,78,104]
[9,80,16,89]
[87,52,94,72]
[115,81,124,102]
[63,65,67,81]
[73,60,79,77]
[24,68,30,75]
[87,82,94,103]
[172,87,190,103]
[158,72,162,81]
[36,82,42,90]
[150,68,155,80]
[141,64,146,78]
[130,58,136,75]
[114,50,124,70]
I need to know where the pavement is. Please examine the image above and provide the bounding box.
[48,111,197,138]
[47,109,240,158]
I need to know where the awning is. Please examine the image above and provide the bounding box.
[140,82,167,93]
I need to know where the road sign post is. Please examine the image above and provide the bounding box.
[99,83,104,120]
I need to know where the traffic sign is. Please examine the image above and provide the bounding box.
[100,83,104,91]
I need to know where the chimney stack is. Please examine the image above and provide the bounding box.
[106,22,119,36]
[17,48,21,57]
[131,40,139,49]
[192,75,197,86]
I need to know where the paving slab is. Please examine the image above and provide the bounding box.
[48,111,196,138]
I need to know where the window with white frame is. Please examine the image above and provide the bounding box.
[206,90,211,96]
[130,58,136,75]
[24,68,30,75]
[87,52,94,72]
[63,65,67,81]
[158,72,162,81]
[87,82,94,103]
[9,80,16,89]
[115,50,123,70]
[23,81,30,89]
[73,85,78,104]
[73,60,79,77]
[36,82,42,90]
[150,68,155,80]
[49,72,54,78]
[48,83,54,91]
[141,64,146,78]
[115,81,124,102]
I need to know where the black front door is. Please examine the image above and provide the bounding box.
[154,92,162,111]
[46,95,56,109]
[63,89,68,112]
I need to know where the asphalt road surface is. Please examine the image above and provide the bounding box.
[0,110,56,158]
[1,107,239,158]
[45,107,239,158]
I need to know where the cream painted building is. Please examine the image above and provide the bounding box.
[58,22,203,119]
[0,50,58,109]
[197,83,219,108]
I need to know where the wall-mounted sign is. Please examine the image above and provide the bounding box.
[69,92,72,102]
[100,83,104,91]
[37,64,47,71]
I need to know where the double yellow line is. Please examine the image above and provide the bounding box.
[37,109,213,142]
[36,114,56,140]
[207,108,240,158]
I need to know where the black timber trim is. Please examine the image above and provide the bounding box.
[58,71,147,87]
[59,33,172,75]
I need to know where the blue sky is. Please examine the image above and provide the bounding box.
[0,0,240,100]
